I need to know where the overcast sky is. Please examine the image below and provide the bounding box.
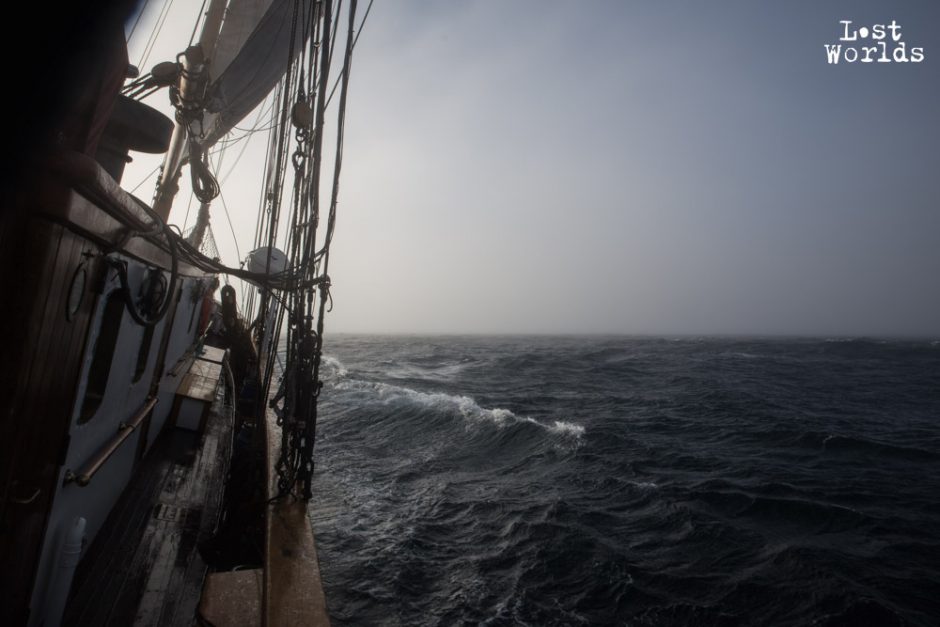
[126,1,940,336]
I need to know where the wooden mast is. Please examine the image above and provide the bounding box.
[152,0,229,222]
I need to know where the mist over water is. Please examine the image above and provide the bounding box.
[306,335,940,625]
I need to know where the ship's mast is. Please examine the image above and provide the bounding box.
[152,0,229,222]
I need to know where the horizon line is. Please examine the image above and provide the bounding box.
[324,330,940,341]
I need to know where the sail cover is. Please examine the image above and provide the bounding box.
[199,0,313,147]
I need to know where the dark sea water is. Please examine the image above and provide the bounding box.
[306,335,940,626]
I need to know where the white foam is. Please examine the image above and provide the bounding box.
[386,361,469,382]
[320,354,349,379]
[546,420,586,437]
[454,396,523,428]
[330,378,585,439]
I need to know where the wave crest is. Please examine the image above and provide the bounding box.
[330,377,584,440]
[320,354,349,379]
[546,420,586,437]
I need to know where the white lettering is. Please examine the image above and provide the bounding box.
[893,41,909,62]
[888,20,902,42]
[829,20,924,65]
[840,20,857,41]
[878,40,891,62]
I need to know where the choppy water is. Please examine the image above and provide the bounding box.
[305,335,940,626]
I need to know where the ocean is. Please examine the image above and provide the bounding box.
[305,335,940,626]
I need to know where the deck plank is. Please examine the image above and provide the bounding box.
[64,400,231,626]
[197,345,227,364]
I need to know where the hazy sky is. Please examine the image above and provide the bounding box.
[126,1,940,336]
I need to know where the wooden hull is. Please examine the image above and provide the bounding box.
[0,152,331,626]
[0,152,211,625]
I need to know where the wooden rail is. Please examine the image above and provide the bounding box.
[65,397,158,487]
[263,407,331,626]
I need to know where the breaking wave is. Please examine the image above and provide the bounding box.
[326,362,585,443]
[308,335,940,626]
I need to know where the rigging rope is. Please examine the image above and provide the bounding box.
[188,0,211,48]
[325,0,373,109]
[113,0,364,500]
[127,0,153,43]
[254,0,359,500]
[136,0,177,72]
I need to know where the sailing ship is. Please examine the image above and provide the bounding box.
[0,0,366,623]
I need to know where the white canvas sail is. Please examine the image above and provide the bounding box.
[199,0,312,147]
[209,0,277,79]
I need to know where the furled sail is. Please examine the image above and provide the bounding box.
[199,0,312,147]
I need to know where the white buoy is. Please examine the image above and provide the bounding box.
[246,246,288,279]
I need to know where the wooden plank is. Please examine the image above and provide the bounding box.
[197,345,227,364]
[189,359,222,380]
[2,219,81,619]
[198,569,263,626]
[63,402,231,626]
[46,186,206,278]
[263,409,331,627]
[177,373,218,403]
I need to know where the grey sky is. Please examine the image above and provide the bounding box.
[127,1,940,336]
